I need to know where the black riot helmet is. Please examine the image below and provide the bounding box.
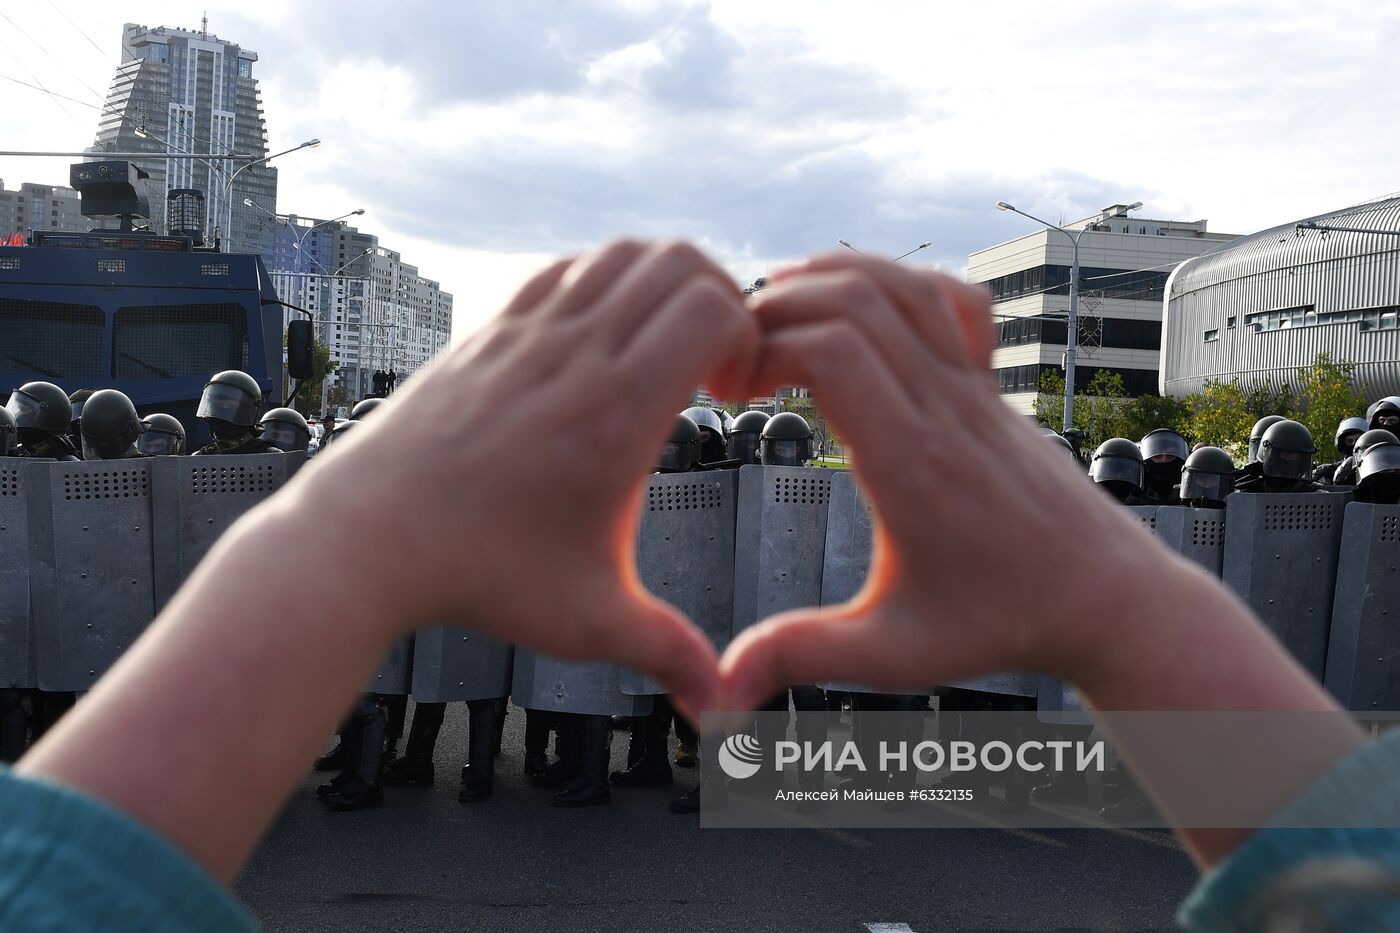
[727,410,770,465]
[1366,397,1400,431]
[0,405,15,456]
[761,412,813,467]
[720,411,734,436]
[197,370,264,433]
[319,419,360,451]
[79,389,144,460]
[1356,429,1400,461]
[1140,429,1189,465]
[1180,446,1236,506]
[1258,420,1315,481]
[259,407,311,453]
[1047,434,1079,459]
[351,397,386,421]
[1090,438,1145,501]
[1356,443,1400,505]
[1248,415,1287,462]
[682,406,727,463]
[68,387,94,447]
[138,413,186,456]
[7,381,72,436]
[657,414,703,473]
[1335,416,1368,456]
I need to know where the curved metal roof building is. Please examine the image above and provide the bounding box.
[1161,196,1400,399]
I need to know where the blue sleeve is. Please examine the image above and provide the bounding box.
[1180,729,1400,932]
[0,767,254,932]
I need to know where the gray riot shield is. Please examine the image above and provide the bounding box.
[621,470,739,696]
[733,465,833,635]
[1223,491,1350,680]
[150,453,293,610]
[1155,506,1227,576]
[1126,504,1160,535]
[411,626,513,703]
[283,450,308,479]
[28,460,157,691]
[0,458,44,689]
[512,650,652,717]
[817,471,1034,698]
[368,636,413,695]
[1324,503,1400,712]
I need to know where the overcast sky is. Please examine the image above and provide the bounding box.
[3,1,1398,338]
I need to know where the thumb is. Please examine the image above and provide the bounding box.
[720,606,905,712]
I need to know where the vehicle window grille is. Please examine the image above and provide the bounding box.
[0,298,105,378]
[112,303,248,379]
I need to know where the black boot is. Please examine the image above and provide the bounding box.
[0,689,29,763]
[322,698,386,811]
[610,702,673,787]
[554,715,611,807]
[459,700,499,802]
[383,702,445,786]
[524,709,551,776]
[381,693,408,759]
[532,714,581,788]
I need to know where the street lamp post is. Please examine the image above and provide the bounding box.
[836,239,933,261]
[220,138,320,249]
[994,200,1141,432]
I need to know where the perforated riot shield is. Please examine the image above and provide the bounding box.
[1324,503,1400,712]
[621,470,739,696]
[1126,504,1160,535]
[283,450,308,479]
[28,460,156,691]
[1223,491,1350,680]
[150,453,293,610]
[511,650,652,717]
[369,636,413,695]
[1155,506,1227,576]
[0,458,44,689]
[817,471,1034,698]
[733,465,833,634]
[411,626,513,703]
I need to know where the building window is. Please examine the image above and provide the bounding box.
[1226,316,1236,329]
[1203,329,1219,342]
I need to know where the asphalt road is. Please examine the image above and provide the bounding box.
[238,703,1197,933]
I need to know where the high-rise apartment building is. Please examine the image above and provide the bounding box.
[90,22,275,254]
[0,181,87,239]
[967,206,1238,416]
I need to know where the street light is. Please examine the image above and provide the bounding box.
[994,199,1141,432]
[836,239,932,261]
[220,138,320,248]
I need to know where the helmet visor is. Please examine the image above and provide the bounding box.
[5,391,42,429]
[762,438,809,466]
[1090,456,1143,489]
[657,440,696,472]
[1262,447,1313,480]
[261,422,307,452]
[138,430,182,456]
[727,432,761,465]
[1141,432,1189,461]
[1181,469,1232,502]
[197,383,258,425]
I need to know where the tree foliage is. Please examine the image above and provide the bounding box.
[290,341,335,416]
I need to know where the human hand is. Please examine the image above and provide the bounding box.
[306,240,760,715]
[719,253,1176,711]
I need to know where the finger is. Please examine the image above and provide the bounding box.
[542,239,650,320]
[750,271,941,405]
[775,253,974,369]
[585,240,742,353]
[943,278,996,370]
[720,607,930,712]
[501,257,575,317]
[591,588,722,721]
[618,276,760,430]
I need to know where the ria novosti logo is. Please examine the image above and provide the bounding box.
[717,733,764,780]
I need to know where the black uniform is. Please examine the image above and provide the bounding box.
[192,436,281,456]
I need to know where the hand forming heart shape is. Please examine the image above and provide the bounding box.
[318,238,1167,721]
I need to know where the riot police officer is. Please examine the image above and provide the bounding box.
[1366,397,1400,432]
[383,694,507,803]
[1335,425,1400,487]
[1316,417,1368,483]
[1178,447,1236,508]
[317,419,360,451]
[318,696,386,811]
[1139,429,1189,504]
[0,406,14,457]
[681,406,727,464]
[137,414,186,456]
[761,412,813,466]
[1089,438,1146,504]
[1247,415,1287,463]
[258,408,312,454]
[192,370,280,456]
[1047,433,1079,459]
[1235,420,1320,493]
[78,390,147,461]
[727,410,769,466]
[657,414,702,473]
[6,382,81,460]
[1356,441,1400,505]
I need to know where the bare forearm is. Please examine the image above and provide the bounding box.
[1070,552,1367,867]
[16,483,399,883]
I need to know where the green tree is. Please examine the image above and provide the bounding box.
[289,341,335,416]
[1292,353,1367,463]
